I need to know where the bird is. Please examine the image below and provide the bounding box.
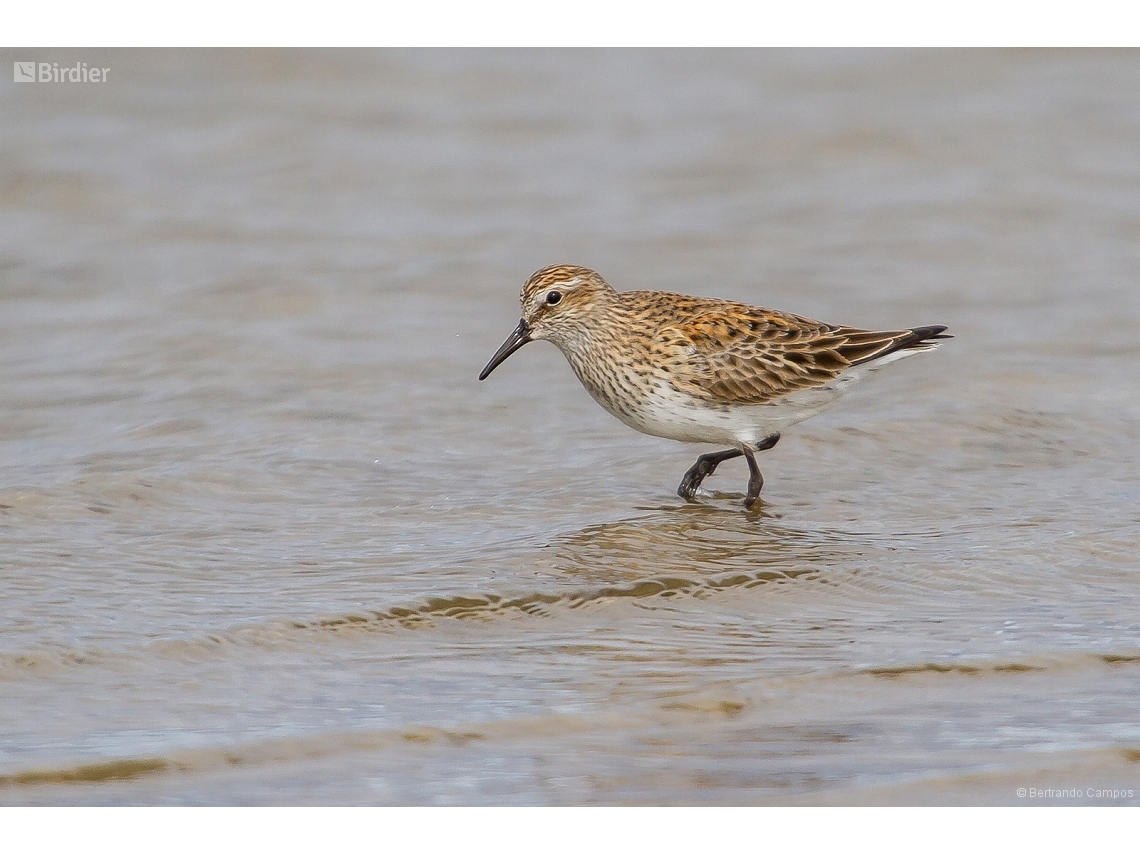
[479,264,951,507]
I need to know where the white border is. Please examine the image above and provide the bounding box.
[3,806,1137,853]
[4,1,1140,47]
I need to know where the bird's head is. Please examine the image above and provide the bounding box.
[479,265,615,380]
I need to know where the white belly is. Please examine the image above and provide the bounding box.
[619,382,842,446]
[607,354,918,448]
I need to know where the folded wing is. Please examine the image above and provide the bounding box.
[660,306,950,406]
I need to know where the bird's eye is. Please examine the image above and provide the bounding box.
[546,290,562,305]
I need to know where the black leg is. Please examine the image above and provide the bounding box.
[742,448,764,505]
[743,433,780,506]
[677,448,743,501]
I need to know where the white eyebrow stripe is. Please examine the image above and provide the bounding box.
[560,277,582,288]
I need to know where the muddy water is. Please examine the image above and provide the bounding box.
[1,49,1139,804]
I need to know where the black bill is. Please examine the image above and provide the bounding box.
[478,319,532,380]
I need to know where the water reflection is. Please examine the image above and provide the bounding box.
[544,506,856,585]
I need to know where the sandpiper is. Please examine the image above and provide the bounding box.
[479,265,951,507]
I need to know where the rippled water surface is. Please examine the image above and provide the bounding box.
[2,49,1139,804]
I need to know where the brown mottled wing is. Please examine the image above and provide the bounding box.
[660,304,939,405]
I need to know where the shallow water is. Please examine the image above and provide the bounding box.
[1,48,1139,805]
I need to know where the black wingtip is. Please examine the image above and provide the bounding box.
[909,324,952,341]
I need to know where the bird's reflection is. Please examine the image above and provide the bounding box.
[540,502,861,592]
